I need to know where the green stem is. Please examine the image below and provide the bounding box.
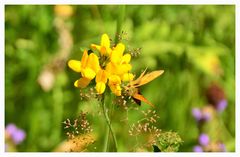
[102,5,126,152]
[115,5,126,44]
[107,94,115,150]
[103,120,110,151]
[101,95,118,152]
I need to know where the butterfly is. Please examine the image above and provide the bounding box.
[124,69,164,107]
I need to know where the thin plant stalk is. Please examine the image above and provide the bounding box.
[103,118,110,151]
[102,5,125,152]
[101,95,118,151]
[115,5,126,44]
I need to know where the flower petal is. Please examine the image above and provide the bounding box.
[116,64,132,75]
[95,82,106,94]
[122,54,131,64]
[96,69,108,83]
[68,60,81,72]
[81,50,88,68]
[109,84,122,96]
[92,34,112,56]
[91,44,101,51]
[122,73,134,82]
[74,77,91,88]
[87,53,100,73]
[108,75,121,85]
[106,62,117,75]
[82,68,96,80]
[123,64,132,71]
[113,43,125,56]
[101,34,110,48]
[111,50,122,63]
[108,75,122,96]
[110,43,125,63]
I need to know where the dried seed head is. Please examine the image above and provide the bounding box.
[128,109,162,148]
[63,111,93,140]
[129,47,142,58]
[79,88,98,101]
[116,31,129,42]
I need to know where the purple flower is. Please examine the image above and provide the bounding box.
[192,107,211,122]
[216,99,228,112]
[5,123,26,145]
[192,108,202,121]
[199,133,209,146]
[219,143,226,152]
[12,129,26,145]
[193,145,203,152]
[6,124,17,136]
[202,112,211,121]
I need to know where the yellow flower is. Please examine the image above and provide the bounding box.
[110,43,125,64]
[108,75,122,96]
[91,34,112,56]
[95,69,108,94]
[68,50,100,88]
[68,33,135,96]
[106,43,133,78]
[121,73,134,82]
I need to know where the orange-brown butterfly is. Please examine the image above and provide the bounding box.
[124,69,164,107]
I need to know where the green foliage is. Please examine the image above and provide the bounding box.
[5,5,235,152]
[156,131,183,152]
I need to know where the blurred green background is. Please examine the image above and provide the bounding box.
[5,5,235,152]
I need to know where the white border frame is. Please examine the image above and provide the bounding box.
[1,1,239,157]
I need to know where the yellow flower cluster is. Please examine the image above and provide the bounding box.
[68,34,134,96]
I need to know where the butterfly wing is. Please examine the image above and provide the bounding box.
[129,68,147,86]
[132,96,141,106]
[127,69,164,108]
[134,70,164,87]
[132,92,155,107]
